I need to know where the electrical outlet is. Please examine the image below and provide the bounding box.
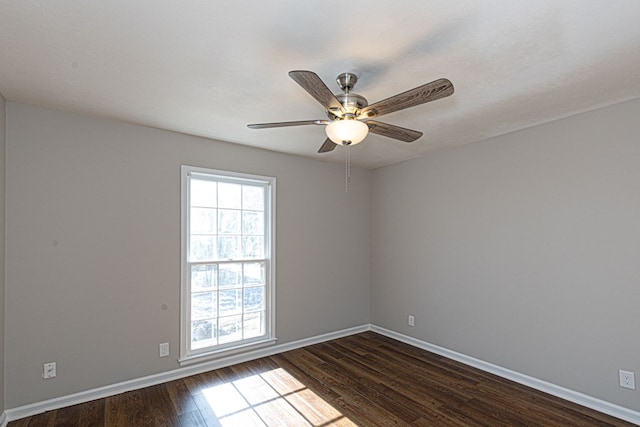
[408,315,415,327]
[43,362,56,379]
[619,370,635,390]
[159,342,169,358]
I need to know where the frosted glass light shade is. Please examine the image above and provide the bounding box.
[325,119,369,145]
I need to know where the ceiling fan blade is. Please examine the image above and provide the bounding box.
[318,138,337,153]
[247,119,327,129]
[289,71,346,115]
[358,78,454,119]
[366,120,423,142]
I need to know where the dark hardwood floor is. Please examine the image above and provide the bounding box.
[8,332,635,426]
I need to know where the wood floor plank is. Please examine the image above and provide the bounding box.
[51,403,83,427]
[475,379,631,427]
[284,387,356,426]
[268,353,375,425]
[315,360,420,424]
[24,411,55,427]
[268,353,342,402]
[187,392,222,427]
[280,349,413,426]
[164,379,199,416]
[306,343,430,422]
[183,369,225,395]
[7,419,30,427]
[358,349,476,408]
[231,369,280,406]
[141,384,181,426]
[236,356,280,375]
[252,395,311,426]
[257,365,308,396]
[76,399,105,426]
[209,366,237,383]
[178,410,207,427]
[376,342,480,389]
[105,389,152,426]
[413,414,471,427]
[321,341,445,409]
[6,332,636,426]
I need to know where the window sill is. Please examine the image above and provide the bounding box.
[179,337,278,367]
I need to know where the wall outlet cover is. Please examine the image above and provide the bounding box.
[619,370,635,390]
[159,342,169,358]
[43,362,56,379]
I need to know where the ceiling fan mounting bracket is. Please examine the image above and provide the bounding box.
[336,72,358,92]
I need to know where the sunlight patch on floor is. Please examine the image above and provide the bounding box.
[202,367,356,426]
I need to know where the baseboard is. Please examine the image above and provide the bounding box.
[6,324,639,425]
[4,324,370,422]
[370,325,640,425]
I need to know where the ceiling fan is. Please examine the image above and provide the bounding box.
[248,70,454,153]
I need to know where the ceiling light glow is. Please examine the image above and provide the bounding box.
[325,119,369,146]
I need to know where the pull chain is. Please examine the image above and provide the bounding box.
[345,144,351,192]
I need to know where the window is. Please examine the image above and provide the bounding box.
[181,165,276,362]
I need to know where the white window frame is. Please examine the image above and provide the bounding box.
[180,165,276,364]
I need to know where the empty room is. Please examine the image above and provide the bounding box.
[1,1,639,426]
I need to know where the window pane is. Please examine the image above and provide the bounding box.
[190,235,216,261]
[242,236,264,259]
[243,312,265,339]
[217,236,240,260]
[191,264,217,291]
[191,291,217,320]
[191,207,216,234]
[219,289,243,316]
[242,211,263,235]
[243,185,264,211]
[191,179,217,208]
[218,315,242,344]
[219,263,242,288]
[191,319,216,349]
[218,183,241,209]
[243,262,264,286]
[219,209,241,234]
[244,286,265,312]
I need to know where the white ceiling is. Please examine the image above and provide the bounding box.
[2,1,640,169]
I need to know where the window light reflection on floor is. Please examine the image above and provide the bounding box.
[202,367,356,426]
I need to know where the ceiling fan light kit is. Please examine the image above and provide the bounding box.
[325,118,369,145]
[248,70,454,154]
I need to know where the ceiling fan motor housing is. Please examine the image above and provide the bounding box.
[327,72,368,118]
[327,92,368,119]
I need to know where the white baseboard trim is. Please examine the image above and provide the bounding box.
[5,324,639,425]
[4,324,370,423]
[370,325,640,425]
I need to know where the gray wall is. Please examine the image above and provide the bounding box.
[4,102,370,408]
[371,97,640,411]
[0,93,6,415]
[5,96,640,412]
